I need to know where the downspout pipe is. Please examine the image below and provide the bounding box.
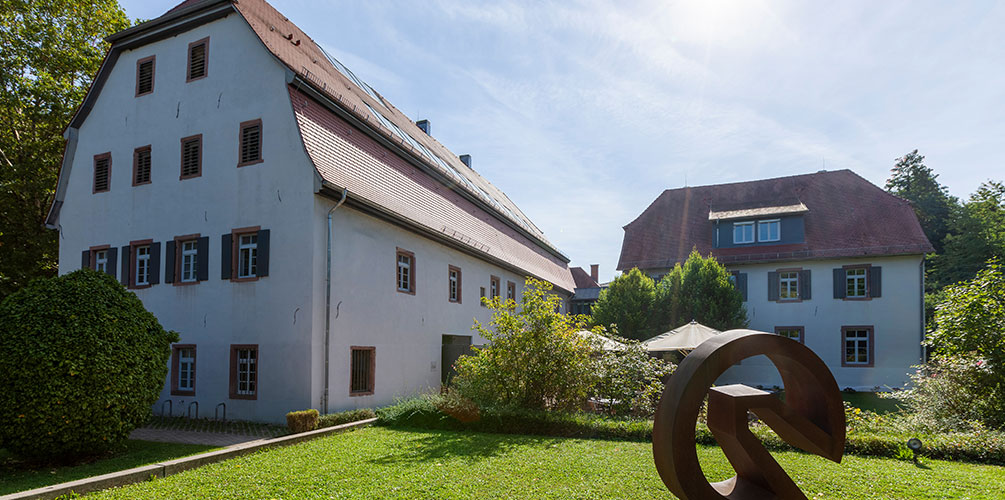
[323,188,348,414]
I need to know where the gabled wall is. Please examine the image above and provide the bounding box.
[57,13,319,422]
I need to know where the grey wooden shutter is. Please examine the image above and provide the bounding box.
[799,270,812,300]
[107,247,117,279]
[257,229,270,277]
[149,242,161,285]
[120,246,131,285]
[737,273,748,302]
[767,271,779,301]
[197,236,209,281]
[869,266,882,298]
[221,234,232,279]
[164,240,176,283]
[81,250,90,270]
[833,268,846,299]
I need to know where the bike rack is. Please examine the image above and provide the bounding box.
[160,399,173,417]
[215,402,227,421]
[187,401,199,419]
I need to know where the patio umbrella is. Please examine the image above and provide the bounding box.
[642,320,721,353]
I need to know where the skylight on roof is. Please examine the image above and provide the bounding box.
[319,45,387,110]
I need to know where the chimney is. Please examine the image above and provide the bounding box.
[590,264,599,284]
[416,119,430,135]
[459,154,472,168]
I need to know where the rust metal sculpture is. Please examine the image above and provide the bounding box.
[652,330,845,500]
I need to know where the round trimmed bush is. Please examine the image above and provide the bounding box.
[0,268,178,459]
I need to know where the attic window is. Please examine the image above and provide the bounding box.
[180,135,202,179]
[136,56,155,96]
[238,119,262,166]
[187,38,209,82]
[93,153,111,193]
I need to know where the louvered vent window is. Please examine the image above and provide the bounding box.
[136,57,154,96]
[180,136,201,179]
[187,39,208,81]
[239,121,262,165]
[134,147,151,185]
[93,154,110,193]
[350,347,374,395]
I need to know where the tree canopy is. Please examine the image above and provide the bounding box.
[885,149,958,254]
[652,250,747,333]
[589,268,657,341]
[0,0,130,299]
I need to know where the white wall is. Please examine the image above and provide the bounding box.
[58,14,320,422]
[716,255,925,390]
[314,200,568,413]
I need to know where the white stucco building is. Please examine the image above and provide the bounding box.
[617,170,933,390]
[46,0,575,423]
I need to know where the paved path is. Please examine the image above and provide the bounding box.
[129,428,266,446]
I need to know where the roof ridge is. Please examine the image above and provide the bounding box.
[658,168,853,193]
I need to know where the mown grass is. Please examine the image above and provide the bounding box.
[0,440,217,495]
[88,427,1005,499]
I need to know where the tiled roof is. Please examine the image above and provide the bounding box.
[226,0,556,253]
[617,170,934,270]
[570,267,600,289]
[290,88,575,291]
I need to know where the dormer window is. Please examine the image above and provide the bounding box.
[733,222,754,244]
[757,219,780,242]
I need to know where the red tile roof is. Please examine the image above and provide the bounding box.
[570,267,599,289]
[617,170,934,270]
[290,88,575,291]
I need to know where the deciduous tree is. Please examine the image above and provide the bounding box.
[0,0,130,299]
[590,268,656,341]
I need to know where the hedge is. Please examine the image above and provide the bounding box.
[376,396,1005,465]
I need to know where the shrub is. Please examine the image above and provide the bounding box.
[592,340,674,417]
[318,408,376,428]
[887,353,1005,431]
[286,409,320,433]
[0,269,178,460]
[922,260,1005,428]
[451,278,597,411]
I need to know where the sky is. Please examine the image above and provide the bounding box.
[122,0,1005,282]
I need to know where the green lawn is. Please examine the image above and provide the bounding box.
[842,392,904,414]
[0,440,217,495]
[87,427,1005,499]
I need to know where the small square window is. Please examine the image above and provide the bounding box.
[846,268,867,298]
[133,146,151,186]
[136,56,155,96]
[93,153,111,193]
[779,271,799,300]
[757,219,780,242]
[93,249,108,273]
[733,221,754,244]
[350,346,375,396]
[187,38,209,82]
[842,327,873,367]
[396,249,415,294]
[775,326,804,343]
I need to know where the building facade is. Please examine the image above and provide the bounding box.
[47,0,575,422]
[617,170,932,390]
